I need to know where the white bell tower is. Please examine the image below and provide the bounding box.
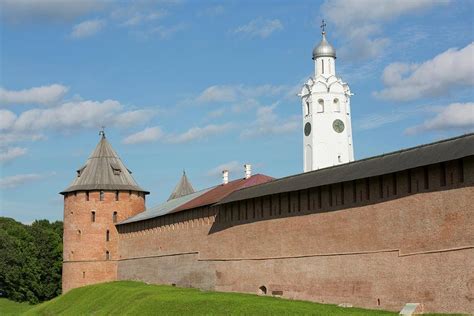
[299,20,354,172]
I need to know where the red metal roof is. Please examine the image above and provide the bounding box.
[170,174,274,213]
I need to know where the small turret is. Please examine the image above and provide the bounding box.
[168,170,195,201]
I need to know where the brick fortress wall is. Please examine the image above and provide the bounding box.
[117,157,474,314]
[62,190,145,292]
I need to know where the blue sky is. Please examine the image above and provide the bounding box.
[1,0,473,223]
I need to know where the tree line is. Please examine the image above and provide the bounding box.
[0,217,63,304]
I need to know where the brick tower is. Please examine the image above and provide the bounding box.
[60,131,148,292]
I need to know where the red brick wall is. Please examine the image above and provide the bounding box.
[116,157,474,313]
[62,190,145,292]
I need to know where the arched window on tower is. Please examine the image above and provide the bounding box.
[106,230,110,242]
[86,191,89,201]
[115,190,119,201]
[317,99,324,113]
[305,101,311,116]
[106,251,110,260]
[333,98,340,112]
[113,211,118,223]
[91,211,96,222]
[99,191,105,201]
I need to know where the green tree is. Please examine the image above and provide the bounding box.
[0,217,63,303]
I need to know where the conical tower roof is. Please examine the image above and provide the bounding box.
[61,133,148,194]
[167,170,195,201]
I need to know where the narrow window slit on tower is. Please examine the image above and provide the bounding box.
[106,230,110,241]
[106,251,110,260]
[115,190,119,201]
[100,190,105,201]
[91,211,96,222]
[86,191,89,201]
[113,211,118,223]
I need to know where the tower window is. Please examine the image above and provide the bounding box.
[91,211,96,222]
[333,98,340,112]
[321,59,325,73]
[86,191,89,201]
[317,99,324,113]
[100,191,105,201]
[106,230,110,242]
[306,101,311,116]
[113,211,118,223]
[106,251,110,260]
[115,191,119,201]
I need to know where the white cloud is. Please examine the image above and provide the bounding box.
[374,43,474,101]
[3,99,153,135]
[405,103,474,135]
[0,0,104,22]
[0,132,45,145]
[0,84,68,106]
[321,0,450,60]
[197,86,237,103]
[122,123,233,145]
[114,109,156,127]
[71,19,105,39]
[241,104,299,138]
[207,160,242,178]
[0,110,17,129]
[233,18,283,39]
[196,84,291,104]
[0,173,43,189]
[168,123,234,144]
[0,147,28,163]
[123,126,163,144]
[357,113,407,131]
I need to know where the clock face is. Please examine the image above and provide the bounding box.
[333,119,345,133]
[304,122,311,136]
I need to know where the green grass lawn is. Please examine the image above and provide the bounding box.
[0,281,466,315]
[3,281,395,315]
[0,298,35,315]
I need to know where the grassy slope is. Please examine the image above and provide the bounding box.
[23,281,397,315]
[0,298,34,315]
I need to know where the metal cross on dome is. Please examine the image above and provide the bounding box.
[99,126,106,138]
[321,19,327,34]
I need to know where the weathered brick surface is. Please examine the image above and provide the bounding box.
[62,190,145,292]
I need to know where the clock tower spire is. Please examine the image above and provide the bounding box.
[299,21,354,172]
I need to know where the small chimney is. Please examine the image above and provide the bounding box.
[222,169,229,184]
[244,164,252,179]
